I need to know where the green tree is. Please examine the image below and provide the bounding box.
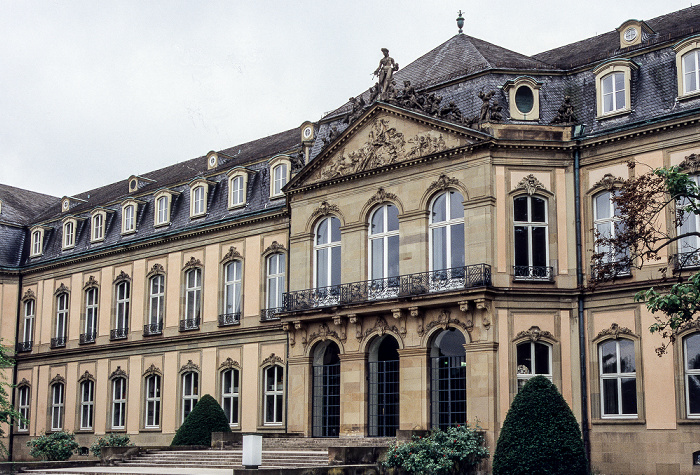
[493,376,587,475]
[171,394,231,446]
[592,163,700,354]
[0,342,27,456]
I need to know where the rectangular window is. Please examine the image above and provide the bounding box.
[51,383,64,431]
[31,230,42,256]
[221,369,239,425]
[273,164,288,196]
[266,254,285,310]
[264,366,284,424]
[112,378,127,429]
[156,196,169,225]
[684,50,700,94]
[182,372,199,422]
[83,288,98,343]
[113,281,130,339]
[80,380,94,430]
[599,339,637,418]
[185,269,202,321]
[231,176,245,206]
[684,334,700,417]
[22,299,34,345]
[602,72,625,113]
[17,386,29,431]
[92,214,104,241]
[63,221,75,249]
[148,275,164,329]
[224,261,242,316]
[123,204,135,233]
[55,293,68,346]
[145,375,161,428]
[192,186,205,216]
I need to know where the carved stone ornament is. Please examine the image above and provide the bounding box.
[147,263,165,278]
[221,246,242,263]
[515,174,547,196]
[182,257,202,271]
[77,370,94,383]
[143,364,162,377]
[109,366,128,380]
[515,325,555,342]
[550,95,577,125]
[366,187,398,208]
[21,288,36,302]
[295,321,308,346]
[363,316,400,339]
[678,153,700,174]
[349,314,362,340]
[18,378,30,388]
[263,241,287,255]
[595,322,635,340]
[424,309,470,335]
[592,173,625,191]
[113,270,130,284]
[677,318,700,334]
[427,174,461,195]
[50,374,65,385]
[392,308,407,336]
[410,307,425,337]
[54,283,69,296]
[305,322,340,350]
[310,201,340,222]
[179,360,200,374]
[261,353,284,367]
[333,315,347,342]
[83,275,98,289]
[218,357,241,371]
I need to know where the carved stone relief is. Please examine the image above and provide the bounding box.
[83,275,98,289]
[54,283,69,296]
[363,316,400,339]
[218,357,241,371]
[221,246,242,263]
[515,325,555,342]
[143,364,162,377]
[50,374,65,385]
[78,370,93,383]
[304,322,340,351]
[366,188,398,208]
[679,153,700,174]
[310,202,340,222]
[515,174,547,195]
[22,288,36,301]
[410,307,424,337]
[179,360,200,373]
[261,353,284,367]
[592,173,625,191]
[182,257,202,271]
[333,315,347,342]
[263,241,286,255]
[147,263,165,278]
[349,314,362,340]
[426,174,462,195]
[113,270,130,283]
[109,366,128,380]
[595,322,635,340]
[392,308,407,336]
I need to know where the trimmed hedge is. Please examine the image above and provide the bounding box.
[493,375,587,475]
[171,394,231,446]
[27,431,79,461]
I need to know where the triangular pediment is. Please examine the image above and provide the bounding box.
[295,105,486,188]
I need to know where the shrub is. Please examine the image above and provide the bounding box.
[493,375,587,475]
[90,433,133,458]
[383,424,489,475]
[27,431,79,461]
[171,394,231,446]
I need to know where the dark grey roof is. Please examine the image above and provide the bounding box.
[533,5,700,69]
[0,184,59,226]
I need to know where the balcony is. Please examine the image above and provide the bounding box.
[671,251,700,271]
[218,313,241,326]
[590,260,631,280]
[283,264,491,312]
[15,341,32,353]
[110,327,129,340]
[179,317,200,332]
[79,332,96,344]
[260,308,282,322]
[50,337,66,349]
[513,266,554,281]
[143,321,163,336]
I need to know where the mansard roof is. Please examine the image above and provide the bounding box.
[0,184,58,226]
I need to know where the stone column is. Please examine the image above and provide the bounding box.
[397,347,430,431]
[464,341,499,449]
[338,351,367,437]
[286,355,312,435]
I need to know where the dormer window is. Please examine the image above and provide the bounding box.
[91,210,107,243]
[206,152,219,170]
[593,59,637,118]
[674,36,700,99]
[504,76,541,121]
[189,178,214,218]
[602,72,625,113]
[63,219,77,250]
[30,227,45,257]
[127,175,156,193]
[154,190,179,227]
[227,169,250,209]
[269,156,290,198]
[61,196,87,213]
[122,202,136,234]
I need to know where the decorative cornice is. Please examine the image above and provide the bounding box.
[515,174,547,195]
[366,187,398,208]
[179,359,200,374]
[83,275,99,290]
[21,289,35,302]
[17,378,30,388]
[595,322,635,340]
[363,316,400,339]
[423,309,469,336]
[305,322,340,349]
[591,173,625,191]
[109,366,128,380]
[310,201,340,222]
[514,325,555,342]
[678,153,700,174]
[50,374,65,386]
[182,257,202,271]
[143,364,162,377]
[221,246,242,263]
[78,370,94,383]
[113,270,130,284]
[218,357,241,371]
[146,263,165,278]
[261,353,284,367]
[263,241,286,255]
[54,283,70,296]
[426,174,461,195]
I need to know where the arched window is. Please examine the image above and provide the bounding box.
[315,217,341,289]
[593,190,628,274]
[430,329,466,430]
[516,340,552,391]
[191,185,205,216]
[430,191,464,289]
[91,213,104,242]
[113,280,130,340]
[53,292,69,348]
[51,382,64,431]
[272,163,288,197]
[599,338,637,418]
[81,287,99,344]
[122,203,136,233]
[63,220,75,249]
[231,175,245,207]
[222,260,242,324]
[684,333,700,418]
[144,374,161,428]
[182,268,202,330]
[312,341,340,437]
[513,195,550,280]
[31,229,42,256]
[266,253,285,313]
[19,299,34,352]
[156,195,169,225]
[369,204,399,289]
[17,385,30,432]
[80,379,95,430]
[683,49,700,95]
[264,365,284,425]
[368,335,399,437]
[112,377,127,429]
[221,368,240,426]
[601,72,626,113]
[146,274,165,335]
[181,372,199,422]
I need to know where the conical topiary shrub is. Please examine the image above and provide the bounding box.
[493,375,587,475]
[171,394,231,446]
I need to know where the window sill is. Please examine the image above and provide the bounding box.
[90,238,105,244]
[62,246,75,251]
[592,417,644,424]
[228,203,246,210]
[141,427,162,432]
[269,194,284,200]
[596,108,632,120]
[677,90,700,102]
[677,418,700,424]
[154,222,171,228]
[189,213,207,219]
[75,429,95,434]
[121,230,136,236]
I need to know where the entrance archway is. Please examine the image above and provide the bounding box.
[367,335,399,437]
[311,340,340,437]
[430,328,466,429]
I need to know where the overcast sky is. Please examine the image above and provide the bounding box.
[0,0,694,198]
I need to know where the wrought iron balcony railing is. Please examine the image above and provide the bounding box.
[260,307,282,322]
[50,337,66,349]
[110,327,129,340]
[671,251,700,270]
[79,332,96,344]
[179,317,200,331]
[218,312,241,326]
[513,266,554,281]
[143,321,163,336]
[283,264,491,312]
[15,341,32,353]
[590,260,631,280]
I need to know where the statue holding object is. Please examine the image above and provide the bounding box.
[373,48,399,101]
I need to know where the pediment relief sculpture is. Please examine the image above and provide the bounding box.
[218,357,241,370]
[595,322,636,340]
[515,325,555,342]
[221,246,242,263]
[515,175,548,195]
[679,153,700,174]
[179,360,200,373]
[592,173,625,191]
[182,257,202,271]
[54,283,69,296]
[78,370,94,383]
[143,364,162,377]
[109,366,128,380]
[83,275,98,289]
[263,241,286,255]
[147,263,165,278]
[21,288,36,301]
[261,353,284,367]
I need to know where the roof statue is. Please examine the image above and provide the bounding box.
[372,48,399,101]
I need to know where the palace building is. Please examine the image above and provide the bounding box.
[2,5,700,473]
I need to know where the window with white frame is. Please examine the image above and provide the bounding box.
[513,195,549,279]
[675,38,700,97]
[181,372,199,422]
[30,229,43,257]
[684,333,700,418]
[230,175,245,207]
[80,379,95,430]
[191,185,206,217]
[54,293,68,347]
[17,386,29,431]
[112,377,127,429]
[676,175,700,265]
[315,217,341,289]
[51,382,64,431]
[144,374,161,428]
[271,163,288,197]
[184,268,202,325]
[430,190,465,272]
[601,72,626,114]
[122,203,136,234]
[63,220,75,249]
[147,275,165,332]
[114,280,130,338]
[593,60,635,117]
[369,204,400,282]
[266,253,285,311]
[155,194,170,226]
[91,212,105,242]
[221,368,240,426]
[516,341,552,391]
[223,260,242,317]
[593,190,628,270]
[599,338,637,418]
[83,287,98,342]
[264,365,284,425]
[22,299,34,347]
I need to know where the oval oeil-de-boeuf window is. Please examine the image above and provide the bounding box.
[515,85,534,114]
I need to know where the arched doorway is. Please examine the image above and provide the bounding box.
[430,328,466,430]
[311,340,340,437]
[368,335,400,437]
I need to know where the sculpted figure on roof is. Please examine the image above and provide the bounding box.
[373,48,399,101]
